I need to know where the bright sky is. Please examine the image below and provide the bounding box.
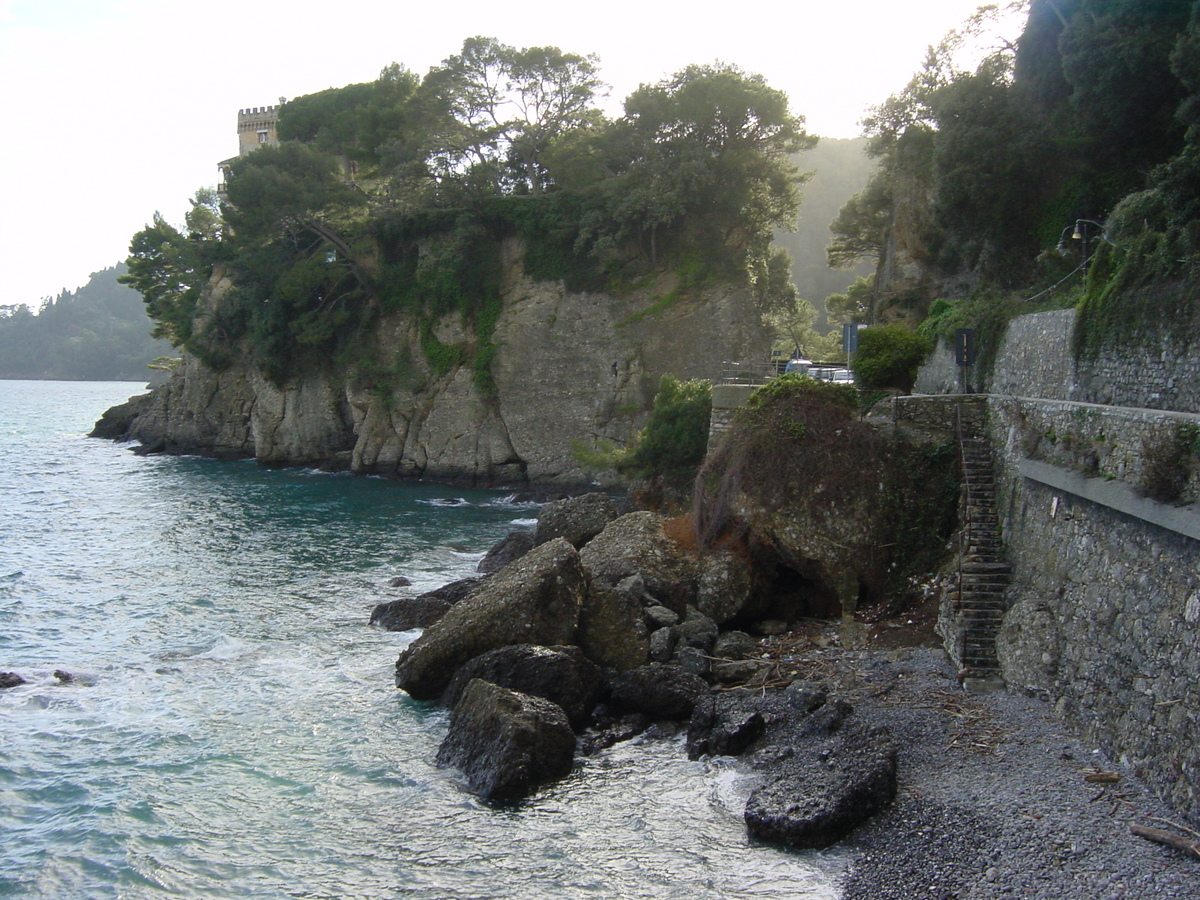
[0,0,1023,311]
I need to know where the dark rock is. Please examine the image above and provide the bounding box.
[712,659,771,685]
[676,608,718,653]
[579,512,699,613]
[388,575,413,587]
[53,670,74,683]
[89,392,152,439]
[648,626,677,662]
[0,672,26,689]
[436,679,576,801]
[440,645,605,729]
[713,630,759,660]
[674,646,712,680]
[370,577,486,631]
[576,581,649,672]
[578,712,652,754]
[477,530,535,574]
[534,492,619,549]
[687,694,766,759]
[643,604,679,629]
[608,663,708,720]
[395,539,585,700]
[783,680,828,713]
[744,723,897,850]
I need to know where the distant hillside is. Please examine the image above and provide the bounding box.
[0,264,172,381]
[776,136,876,332]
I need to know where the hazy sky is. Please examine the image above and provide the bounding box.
[0,0,1022,311]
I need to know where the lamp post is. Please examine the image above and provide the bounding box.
[1071,218,1106,277]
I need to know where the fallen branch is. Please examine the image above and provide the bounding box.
[1130,824,1200,859]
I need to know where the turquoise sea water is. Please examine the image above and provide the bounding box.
[0,380,841,899]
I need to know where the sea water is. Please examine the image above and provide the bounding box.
[0,380,843,899]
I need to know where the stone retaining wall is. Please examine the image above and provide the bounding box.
[917,306,1200,414]
[917,306,1200,820]
[990,416,1200,816]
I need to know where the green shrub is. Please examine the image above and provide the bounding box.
[851,324,932,392]
[617,375,712,480]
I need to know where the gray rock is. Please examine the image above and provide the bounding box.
[676,608,718,653]
[477,530,535,575]
[617,574,656,606]
[695,550,755,624]
[440,645,605,729]
[644,605,680,629]
[744,723,897,850]
[687,694,766,759]
[674,646,712,680]
[648,627,677,662]
[579,512,699,614]
[395,539,585,700]
[89,392,152,439]
[436,679,576,801]
[608,663,708,720]
[576,581,649,672]
[370,577,486,631]
[712,659,772,685]
[0,672,26,689]
[996,598,1061,695]
[534,493,619,549]
[783,680,829,713]
[713,630,758,660]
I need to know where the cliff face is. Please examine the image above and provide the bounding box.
[109,245,771,485]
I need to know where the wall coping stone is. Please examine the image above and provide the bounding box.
[1019,458,1200,543]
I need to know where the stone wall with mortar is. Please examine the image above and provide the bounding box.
[923,307,1200,820]
[989,415,1200,817]
[917,305,1200,414]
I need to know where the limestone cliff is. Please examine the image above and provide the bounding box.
[100,244,771,485]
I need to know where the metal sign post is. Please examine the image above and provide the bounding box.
[955,328,976,394]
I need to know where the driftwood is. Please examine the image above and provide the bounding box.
[1130,824,1200,859]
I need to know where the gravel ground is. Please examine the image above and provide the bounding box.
[775,642,1200,899]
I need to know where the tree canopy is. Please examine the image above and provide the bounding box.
[122,40,814,386]
[827,0,1200,335]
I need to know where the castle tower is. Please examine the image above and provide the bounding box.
[235,103,282,156]
[219,99,287,195]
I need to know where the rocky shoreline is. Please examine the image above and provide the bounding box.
[370,492,1200,894]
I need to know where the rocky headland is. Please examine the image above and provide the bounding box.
[91,254,771,486]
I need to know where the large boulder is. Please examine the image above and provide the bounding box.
[436,679,576,801]
[395,539,585,700]
[0,672,26,689]
[534,493,620,549]
[579,512,698,614]
[575,581,650,672]
[440,645,605,729]
[370,578,486,631]
[607,663,708,720]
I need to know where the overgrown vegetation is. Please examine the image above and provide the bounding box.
[122,39,813,388]
[617,376,712,482]
[693,375,958,605]
[1139,422,1200,505]
[825,1,1200,362]
[851,324,932,392]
